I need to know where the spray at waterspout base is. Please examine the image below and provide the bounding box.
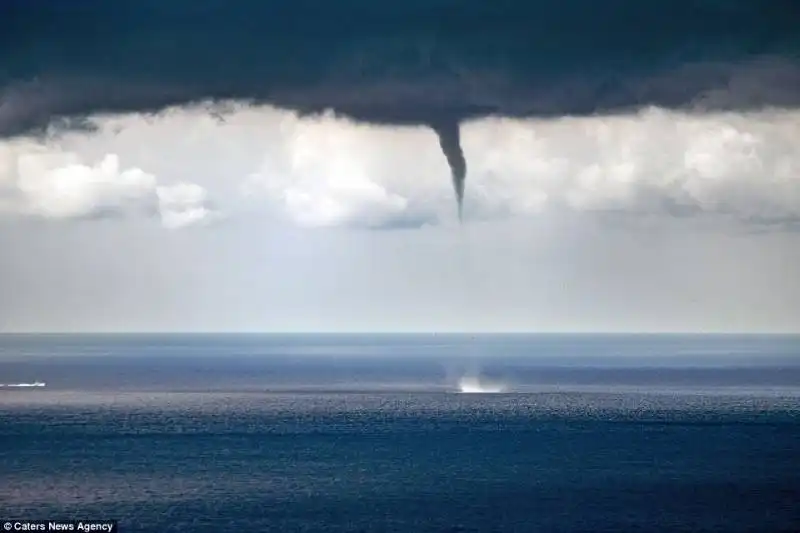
[457,376,506,394]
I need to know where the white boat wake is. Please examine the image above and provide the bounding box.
[0,381,46,388]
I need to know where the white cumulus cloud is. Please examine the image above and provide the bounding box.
[0,141,217,228]
[156,182,217,229]
[3,103,798,231]
[240,106,800,229]
[457,108,800,224]
[16,152,156,219]
[244,111,449,228]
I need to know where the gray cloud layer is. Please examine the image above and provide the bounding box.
[2,1,799,134]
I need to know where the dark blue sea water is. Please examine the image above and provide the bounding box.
[1,334,799,532]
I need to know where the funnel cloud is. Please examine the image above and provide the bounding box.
[430,120,467,219]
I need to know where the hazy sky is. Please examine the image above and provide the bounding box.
[1,105,799,333]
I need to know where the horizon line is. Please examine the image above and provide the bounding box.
[1,331,799,336]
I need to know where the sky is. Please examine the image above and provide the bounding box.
[0,1,799,333]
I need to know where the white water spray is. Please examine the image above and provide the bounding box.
[457,375,506,394]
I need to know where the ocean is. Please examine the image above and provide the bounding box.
[1,334,799,532]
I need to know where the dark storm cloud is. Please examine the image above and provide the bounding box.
[2,0,798,133]
[1,0,799,212]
